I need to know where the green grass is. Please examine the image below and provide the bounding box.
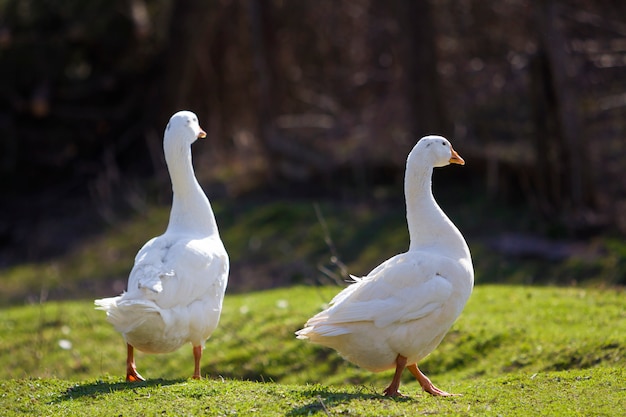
[1,285,625,415]
[1,369,625,416]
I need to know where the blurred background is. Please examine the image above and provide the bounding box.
[1,0,625,304]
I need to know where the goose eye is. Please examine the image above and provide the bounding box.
[441,141,446,146]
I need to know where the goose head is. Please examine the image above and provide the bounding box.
[408,135,465,169]
[164,110,207,148]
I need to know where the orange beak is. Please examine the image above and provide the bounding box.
[449,147,465,165]
[197,129,207,139]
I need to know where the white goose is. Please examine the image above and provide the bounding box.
[95,111,229,381]
[297,136,473,397]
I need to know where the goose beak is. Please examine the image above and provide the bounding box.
[197,129,207,139]
[449,147,465,165]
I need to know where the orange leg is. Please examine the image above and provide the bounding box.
[383,354,407,397]
[126,344,145,382]
[192,345,202,379]
[407,363,456,396]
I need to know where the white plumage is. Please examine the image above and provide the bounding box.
[297,136,473,397]
[95,111,229,381]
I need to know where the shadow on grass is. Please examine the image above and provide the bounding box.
[287,387,416,416]
[60,378,187,400]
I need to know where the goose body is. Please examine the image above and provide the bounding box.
[95,111,229,381]
[297,136,473,396]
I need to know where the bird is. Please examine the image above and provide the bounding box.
[95,110,229,382]
[296,135,473,397]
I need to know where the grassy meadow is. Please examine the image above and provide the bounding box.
[1,285,625,415]
[1,196,626,415]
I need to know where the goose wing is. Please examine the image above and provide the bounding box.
[126,235,229,310]
[304,252,453,334]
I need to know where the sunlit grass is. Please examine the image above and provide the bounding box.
[0,285,625,415]
[0,369,624,417]
[1,285,624,385]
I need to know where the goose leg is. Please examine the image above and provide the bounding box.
[192,345,202,379]
[383,354,408,397]
[407,363,455,396]
[126,344,145,382]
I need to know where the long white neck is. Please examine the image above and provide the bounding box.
[164,140,218,237]
[404,163,470,262]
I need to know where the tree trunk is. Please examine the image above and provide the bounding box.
[534,1,594,218]
[529,49,562,216]
[396,0,449,138]
[247,0,279,182]
[157,0,213,123]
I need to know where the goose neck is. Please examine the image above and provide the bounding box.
[404,165,467,259]
[164,142,218,236]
